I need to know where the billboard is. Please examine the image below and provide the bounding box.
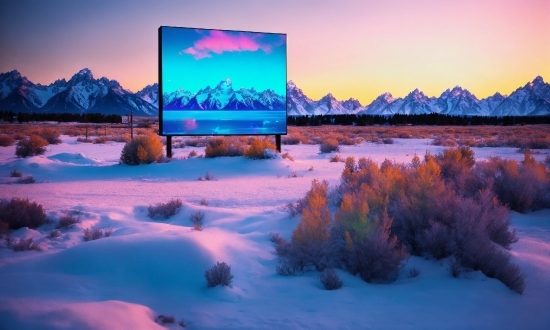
[159,26,287,136]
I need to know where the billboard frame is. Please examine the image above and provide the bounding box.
[158,26,287,157]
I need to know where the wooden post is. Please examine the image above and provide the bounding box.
[166,135,172,158]
[275,134,281,153]
[130,110,134,140]
[85,126,88,140]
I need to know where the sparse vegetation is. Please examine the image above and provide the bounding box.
[319,268,343,290]
[0,135,15,146]
[199,198,209,206]
[204,137,245,158]
[155,314,175,325]
[49,229,61,239]
[148,199,183,220]
[189,211,205,231]
[15,135,48,157]
[198,172,214,181]
[282,152,294,161]
[274,146,532,293]
[205,261,234,287]
[244,137,277,159]
[38,128,61,144]
[319,138,339,153]
[17,176,35,184]
[12,237,41,252]
[0,198,47,230]
[407,267,420,278]
[10,170,22,177]
[120,134,164,165]
[330,154,343,162]
[83,228,112,241]
[57,214,80,229]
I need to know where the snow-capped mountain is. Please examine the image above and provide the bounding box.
[0,68,157,116]
[288,76,549,116]
[342,98,363,112]
[311,93,350,115]
[286,81,316,115]
[2,69,549,117]
[359,93,395,115]
[437,86,484,116]
[136,83,159,107]
[490,76,550,116]
[163,78,285,111]
[383,89,438,115]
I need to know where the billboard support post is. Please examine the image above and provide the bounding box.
[166,135,172,158]
[275,134,281,152]
[130,110,134,140]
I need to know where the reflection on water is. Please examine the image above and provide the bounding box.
[162,110,287,135]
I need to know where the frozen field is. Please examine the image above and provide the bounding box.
[0,136,549,329]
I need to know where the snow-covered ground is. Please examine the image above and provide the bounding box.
[0,136,549,329]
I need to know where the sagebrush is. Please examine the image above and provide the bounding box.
[205,261,234,287]
[120,134,164,165]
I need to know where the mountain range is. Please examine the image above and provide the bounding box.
[1,68,549,117]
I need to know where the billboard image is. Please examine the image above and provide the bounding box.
[159,26,287,136]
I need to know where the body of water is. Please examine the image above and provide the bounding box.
[161,110,287,135]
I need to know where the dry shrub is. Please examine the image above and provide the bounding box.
[10,170,22,177]
[244,137,277,159]
[13,132,26,140]
[17,176,35,184]
[332,152,525,292]
[57,214,80,229]
[76,137,93,143]
[38,128,61,144]
[148,199,183,219]
[473,153,550,213]
[198,172,214,181]
[282,152,294,161]
[15,135,48,157]
[12,237,41,252]
[0,135,15,146]
[382,138,394,144]
[83,228,112,241]
[49,229,61,238]
[330,154,343,162]
[155,315,175,325]
[282,133,307,145]
[93,136,110,144]
[205,137,245,158]
[319,138,339,153]
[0,198,47,229]
[432,137,458,147]
[120,134,164,165]
[205,261,234,287]
[319,268,343,290]
[189,211,205,230]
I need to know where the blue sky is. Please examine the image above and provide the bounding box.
[161,27,286,95]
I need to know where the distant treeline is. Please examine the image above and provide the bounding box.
[288,114,550,126]
[0,111,122,123]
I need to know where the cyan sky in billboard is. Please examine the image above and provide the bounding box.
[159,26,287,136]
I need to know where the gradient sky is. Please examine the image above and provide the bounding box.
[0,0,548,105]
[161,27,286,94]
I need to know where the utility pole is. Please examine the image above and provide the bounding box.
[130,110,134,140]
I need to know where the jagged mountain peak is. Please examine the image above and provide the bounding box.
[68,68,94,84]
[532,76,544,85]
[1,70,22,80]
[287,80,296,88]
[216,78,232,89]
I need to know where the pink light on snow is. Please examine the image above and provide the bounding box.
[182,30,273,60]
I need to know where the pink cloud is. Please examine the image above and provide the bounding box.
[182,30,275,60]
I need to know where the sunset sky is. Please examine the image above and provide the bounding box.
[0,0,548,105]
[161,27,286,95]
